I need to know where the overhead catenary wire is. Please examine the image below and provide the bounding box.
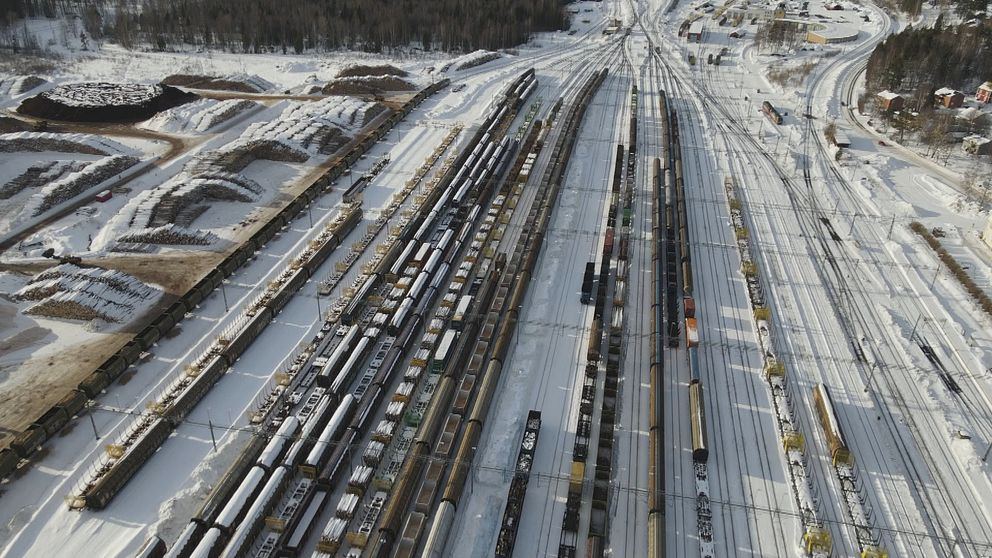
[76,401,992,552]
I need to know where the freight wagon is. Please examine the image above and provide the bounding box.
[581,261,595,304]
[762,100,783,125]
[812,383,851,466]
[688,379,708,463]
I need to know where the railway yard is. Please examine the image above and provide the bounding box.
[2,0,992,557]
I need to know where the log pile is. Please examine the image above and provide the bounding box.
[0,161,85,200]
[148,174,261,228]
[32,155,139,215]
[18,82,198,123]
[117,224,217,246]
[16,264,159,323]
[0,131,130,155]
[163,74,273,93]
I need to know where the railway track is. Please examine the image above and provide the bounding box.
[636,5,860,558]
[676,10,992,552]
[794,22,992,552]
[692,53,798,557]
[129,68,542,558]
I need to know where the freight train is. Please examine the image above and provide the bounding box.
[158,69,537,558]
[359,69,604,558]
[494,410,542,557]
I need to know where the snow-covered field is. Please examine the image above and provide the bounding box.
[2,0,992,556]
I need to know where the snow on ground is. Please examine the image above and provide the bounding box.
[0,67,488,557]
[7,0,992,556]
[64,45,444,94]
[659,0,992,553]
[93,96,384,252]
[449,61,623,558]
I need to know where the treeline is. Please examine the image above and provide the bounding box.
[1,0,568,53]
[866,18,992,110]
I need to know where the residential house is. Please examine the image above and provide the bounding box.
[877,90,904,112]
[934,87,965,108]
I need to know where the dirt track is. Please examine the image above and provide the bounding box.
[3,111,195,162]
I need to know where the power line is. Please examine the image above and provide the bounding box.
[85,402,992,550]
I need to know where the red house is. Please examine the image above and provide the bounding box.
[934,87,965,108]
[877,90,904,112]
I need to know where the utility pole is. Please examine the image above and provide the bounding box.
[89,411,100,440]
[207,412,217,452]
[208,420,217,452]
[864,361,879,393]
[909,313,924,340]
[887,215,896,239]
[220,280,229,312]
[930,261,941,290]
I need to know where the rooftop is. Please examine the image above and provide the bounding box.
[878,90,902,101]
